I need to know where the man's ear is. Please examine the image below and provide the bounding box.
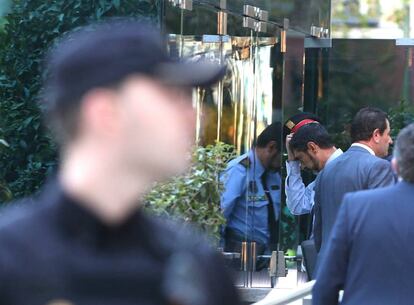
[372,128,381,144]
[307,142,318,154]
[81,88,119,137]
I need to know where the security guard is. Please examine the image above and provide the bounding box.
[0,21,239,305]
[221,123,282,254]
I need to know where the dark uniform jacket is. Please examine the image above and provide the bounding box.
[0,181,239,305]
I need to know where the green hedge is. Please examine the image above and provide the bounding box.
[0,0,159,200]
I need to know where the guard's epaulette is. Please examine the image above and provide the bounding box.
[239,156,250,168]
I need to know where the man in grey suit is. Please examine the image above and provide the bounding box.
[313,124,414,305]
[313,107,395,258]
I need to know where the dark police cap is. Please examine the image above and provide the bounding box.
[44,20,226,109]
[283,112,321,136]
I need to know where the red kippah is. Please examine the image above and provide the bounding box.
[291,119,318,133]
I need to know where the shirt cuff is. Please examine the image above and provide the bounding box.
[286,160,301,176]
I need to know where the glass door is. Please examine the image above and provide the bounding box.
[162,0,333,289]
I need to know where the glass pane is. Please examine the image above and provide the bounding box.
[283,31,306,119]
[281,30,311,252]
[164,1,304,289]
[225,0,331,36]
[315,39,414,150]
[165,0,331,37]
[164,1,218,36]
[332,0,414,39]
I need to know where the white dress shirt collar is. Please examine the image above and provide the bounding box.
[351,143,375,156]
[326,148,343,165]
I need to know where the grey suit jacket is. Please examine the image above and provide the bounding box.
[313,145,395,255]
[313,182,414,305]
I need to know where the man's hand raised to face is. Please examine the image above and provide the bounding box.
[286,133,295,161]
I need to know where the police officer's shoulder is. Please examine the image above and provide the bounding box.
[0,198,52,246]
[226,153,250,170]
[0,197,48,272]
[221,158,249,185]
[0,197,39,231]
[238,156,251,168]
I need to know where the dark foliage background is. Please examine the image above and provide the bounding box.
[0,0,159,200]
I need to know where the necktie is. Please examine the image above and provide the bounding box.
[261,173,278,249]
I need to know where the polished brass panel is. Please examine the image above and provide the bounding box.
[217,11,227,35]
[281,30,287,53]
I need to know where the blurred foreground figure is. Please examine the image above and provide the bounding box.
[0,21,239,305]
[313,123,414,305]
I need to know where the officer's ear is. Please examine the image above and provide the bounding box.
[372,128,382,144]
[306,141,318,154]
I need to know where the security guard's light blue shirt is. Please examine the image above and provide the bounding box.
[220,149,281,245]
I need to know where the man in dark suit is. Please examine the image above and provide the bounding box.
[313,123,414,305]
[313,107,395,258]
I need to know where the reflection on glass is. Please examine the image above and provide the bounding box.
[169,35,276,151]
[281,31,325,249]
[283,32,306,119]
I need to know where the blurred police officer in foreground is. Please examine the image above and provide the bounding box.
[0,21,240,305]
[221,123,282,255]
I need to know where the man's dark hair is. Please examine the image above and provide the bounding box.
[394,123,414,183]
[256,122,282,149]
[350,107,388,143]
[290,123,333,152]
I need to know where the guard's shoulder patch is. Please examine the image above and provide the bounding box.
[239,156,250,168]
